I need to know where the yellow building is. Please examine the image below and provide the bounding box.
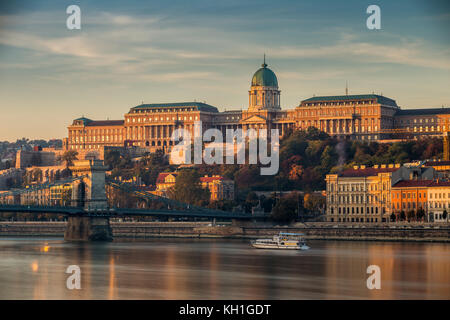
[155,172,234,201]
[65,58,450,154]
[326,165,398,223]
[427,181,450,222]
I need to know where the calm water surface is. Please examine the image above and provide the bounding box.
[0,237,448,299]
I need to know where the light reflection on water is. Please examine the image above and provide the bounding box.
[0,238,448,300]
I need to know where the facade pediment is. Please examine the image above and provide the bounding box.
[240,114,267,124]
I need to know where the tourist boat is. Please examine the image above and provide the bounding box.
[251,232,310,250]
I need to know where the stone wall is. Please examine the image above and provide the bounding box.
[0,221,448,242]
[15,150,64,169]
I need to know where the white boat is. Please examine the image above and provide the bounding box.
[251,232,310,250]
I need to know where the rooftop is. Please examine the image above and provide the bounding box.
[429,180,450,187]
[338,167,398,177]
[156,172,178,184]
[392,180,434,188]
[395,108,450,116]
[301,94,398,107]
[130,102,219,113]
[200,175,231,183]
[86,120,124,127]
[424,160,450,166]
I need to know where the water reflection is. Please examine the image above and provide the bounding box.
[0,238,448,300]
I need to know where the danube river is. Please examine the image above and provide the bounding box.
[0,238,448,299]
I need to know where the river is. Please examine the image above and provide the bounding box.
[0,238,448,299]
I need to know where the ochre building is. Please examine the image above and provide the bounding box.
[65,59,450,153]
[154,172,234,201]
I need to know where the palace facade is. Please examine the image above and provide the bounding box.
[64,59,450,154]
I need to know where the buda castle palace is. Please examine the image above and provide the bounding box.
[64,58,450,158]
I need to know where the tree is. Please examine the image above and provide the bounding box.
[406,210,415,222]
[167,170,210,206]
[443,210,448,222]
[271,197,297,223]
[320,145,336,169]
[58,150,78,167]
[400,211,406,221]
[303,193,325,214]
[104,150,122,169]
[390,213,396,222]
[416,208,425,222]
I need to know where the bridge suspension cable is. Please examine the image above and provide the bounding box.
[106,181,235,216]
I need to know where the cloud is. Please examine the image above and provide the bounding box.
[262,41,450,71]
[0,10,449,88]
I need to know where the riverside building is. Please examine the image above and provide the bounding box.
[325,165,438,223]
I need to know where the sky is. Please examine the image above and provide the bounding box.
[0,0,449,141]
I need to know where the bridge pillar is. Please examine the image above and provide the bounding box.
[65,160,112,241]
[65,216,113,241]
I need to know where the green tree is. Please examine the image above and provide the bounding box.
[271,197,297,223]
[320,145,336,170]
[167,170,210,206]
[416,208,425,222]
[406,210,415,222]
[104,150,122,169]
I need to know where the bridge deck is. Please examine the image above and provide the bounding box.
[0,204,255,219]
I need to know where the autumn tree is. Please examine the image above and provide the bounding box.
[167,170,210,206]
[304,193,326,214]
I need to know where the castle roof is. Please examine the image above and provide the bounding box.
[251,64,278,87]
[130,102,219,113]
[301,94,398,107]
[395,108,450,116]
[86,120,124,127]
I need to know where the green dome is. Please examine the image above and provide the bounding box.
[251,62,278,87]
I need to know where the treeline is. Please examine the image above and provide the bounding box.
[178,127,443,193]
[104,127,443,195]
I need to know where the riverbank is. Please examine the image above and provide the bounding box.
[0,221,448,242]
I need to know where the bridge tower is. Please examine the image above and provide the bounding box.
[64,159,112,241]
